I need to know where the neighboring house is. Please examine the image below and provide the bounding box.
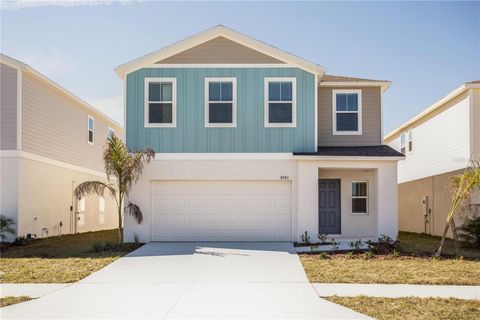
[0,54,123,240]
[115,25,403,243]
[385,81,480,237]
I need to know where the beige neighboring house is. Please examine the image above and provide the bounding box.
[385,81,480,237]
[0,54,123,241]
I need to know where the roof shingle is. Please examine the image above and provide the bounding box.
[294,145,404,157]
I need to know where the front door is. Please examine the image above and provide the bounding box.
[318,179,341,234]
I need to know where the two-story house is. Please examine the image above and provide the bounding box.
[0,54,123,240]
[385,81,480,237]
[115,26,403,243]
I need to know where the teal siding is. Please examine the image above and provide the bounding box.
[126,67,315,153]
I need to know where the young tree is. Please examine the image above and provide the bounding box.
[74,135,154,243]
[436,159,480,256]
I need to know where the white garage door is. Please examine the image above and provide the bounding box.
[151,180,291,241]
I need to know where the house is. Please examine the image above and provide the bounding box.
[385,81,480,237]
[115,25,403,243]
[0,54,123,240]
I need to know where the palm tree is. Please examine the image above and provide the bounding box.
[74,134,154,243]
[436,159,480,256]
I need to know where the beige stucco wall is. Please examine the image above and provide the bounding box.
[318,87,382,146]
[0,156,20,240]
[398,168,466,238]
[17,157,118,238]
[21,72,123,172]
[157,36,284,64]
[1,62,17,150]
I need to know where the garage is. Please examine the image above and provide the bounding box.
[151,180,291,241]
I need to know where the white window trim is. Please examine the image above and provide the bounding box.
[264,77,297,128]
[107,127,115,138]
[352,181,368,215]
[144,77,177,128]
[204,77,237,128]
[332,89,362,135]
[400,132,406,154]
[407,129,413,153]
[87,115,94,145]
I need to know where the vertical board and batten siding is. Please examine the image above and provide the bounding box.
[1,63,17,150]
[317,87,382,146]
[157,37,284,64]
[388,91,471,184]
[21,73,123,172]
[126,67,316,153]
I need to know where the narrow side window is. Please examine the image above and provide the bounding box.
[87,116,94,144]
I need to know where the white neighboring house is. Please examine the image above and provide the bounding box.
[0,54,123,241]
[385,81,480,237]
[116,25,404,243]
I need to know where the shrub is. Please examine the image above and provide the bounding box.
[91,241,105,252]
[12,236,27,246]
[349,239,363,251]
[317,233,328,244]
[0,215,15,242]
[300,231,311,245]
[366,234,398,254]
[330,238,339,251]
[458,216,480,248]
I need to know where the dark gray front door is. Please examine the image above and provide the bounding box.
[318,179,341,234]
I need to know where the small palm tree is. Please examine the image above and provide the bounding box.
[74,134,154,243]
[0,215,16,241]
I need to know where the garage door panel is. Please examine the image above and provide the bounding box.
[151,181,291,241]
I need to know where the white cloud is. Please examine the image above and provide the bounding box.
[0,0,140,11]
[16,48,74,78]
[89,94,124,124]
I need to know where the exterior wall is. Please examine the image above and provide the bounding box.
[125,157,398,243]
[388,92,471,183]
[0,156,20,240]
[296,159,398,241]
[398,169,466,238]
[21,72,123,172]
[16,157,118,238]
[126,67,315,153]
[1,63,18,150]
[157,37,284,64]
[470,88,480,160]
[317,87,382,146]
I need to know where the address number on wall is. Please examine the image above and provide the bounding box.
[280,176,289,180]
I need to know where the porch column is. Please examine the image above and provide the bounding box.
[376,162,399,239]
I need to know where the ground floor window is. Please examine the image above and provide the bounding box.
[352,181,368,214]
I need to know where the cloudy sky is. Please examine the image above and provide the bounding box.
[1,0,478,132]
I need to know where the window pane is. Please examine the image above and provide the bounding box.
[336,94,348,111]
[209,83,221,101]
[400,133,405,146]
[409,141,413,152]
[209,103,233,123]
[346,93,358,111]
[336,113,358,131]
[352,182,367,197]
[149,83,161,101]
[281,82,292,101]
[269,82,281,101]
[149,103,173,123]
[88,130,93,143]
[88,117,94,130]
[160,83,172,101]
[352,198,367,213]
[408,130,413,140]
[221,82,233,101]
[269,103,292,123]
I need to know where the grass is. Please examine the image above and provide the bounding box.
[300,232,480,285]
[0,296,32,308]
[326,296,480,320]
[0,229,141,283]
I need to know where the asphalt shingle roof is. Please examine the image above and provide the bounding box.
[294,145,404,157]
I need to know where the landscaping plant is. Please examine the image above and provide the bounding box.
[458,216,480,248]
[0,215,15,242]
[74,134,155,243]
[436,159,480,256]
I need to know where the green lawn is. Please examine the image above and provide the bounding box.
[0,296,32,308]
[0,229,141,283]
[300,232,480,285]
[326,296,480,320]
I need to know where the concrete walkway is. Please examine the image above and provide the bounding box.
[0,284,70,298]
[1,242,369,319]
[313,283,480,300]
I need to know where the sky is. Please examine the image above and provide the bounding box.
[1,0,479,133]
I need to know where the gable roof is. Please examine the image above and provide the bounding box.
[384,81,480,142]
[114,25,326,78]
[320,74,391,92]
[0,53,122,128]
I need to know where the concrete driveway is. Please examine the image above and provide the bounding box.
[1,242,369,319]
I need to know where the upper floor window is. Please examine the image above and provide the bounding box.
[107,127,115,139]
[87,115,94,144]
[205,78,237,127]
[408,129,413,152]
[400,129,413,154]
[352,181,368,214]
[332,89,362,135]
[144,78,176,128]
[400,133,406,154]
[264,78,296,127]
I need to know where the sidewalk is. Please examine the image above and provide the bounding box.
[313,283,480,300]
[0,284,70,298]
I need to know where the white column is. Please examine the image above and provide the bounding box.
[376,162,399,239]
